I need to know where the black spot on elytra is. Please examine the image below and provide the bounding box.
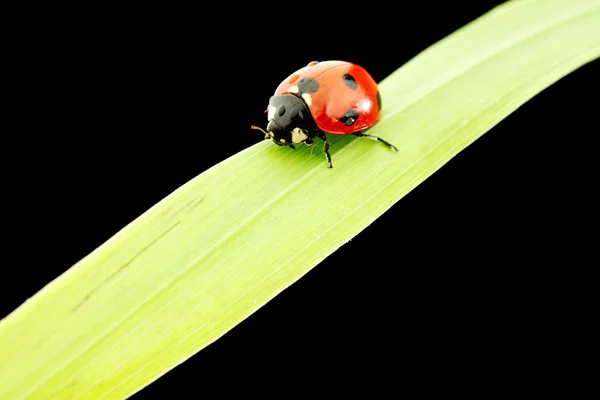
[342,73,357,90]
[376,91,382,110]
[297,77,319,94]
[339,109,359,126]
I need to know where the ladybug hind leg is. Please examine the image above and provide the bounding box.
[353,132,398,152]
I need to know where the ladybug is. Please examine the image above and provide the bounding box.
[252,60,397,168]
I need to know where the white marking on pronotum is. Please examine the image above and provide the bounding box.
[301,93,312,106]
[267,105,277,121]
[280,138,286,143]
[291,127,308,143]
[287,85,299,93]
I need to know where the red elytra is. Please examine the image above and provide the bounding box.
[274,60,382,135]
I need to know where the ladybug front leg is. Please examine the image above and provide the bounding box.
[353,132,398,152]
[318,132,333,168]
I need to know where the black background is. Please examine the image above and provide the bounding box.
[3,1,598,397]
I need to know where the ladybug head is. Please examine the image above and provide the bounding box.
[254,94,316,148]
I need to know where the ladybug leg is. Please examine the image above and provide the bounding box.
[304,138,315,146]
[353,132,398,152]
[318,132,333,168]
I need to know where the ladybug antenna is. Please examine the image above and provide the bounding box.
[251,125,272,138]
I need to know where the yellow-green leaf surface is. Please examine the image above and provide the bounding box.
[2,0,599,398]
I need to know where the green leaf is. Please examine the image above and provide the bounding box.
[1,0,599,398]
